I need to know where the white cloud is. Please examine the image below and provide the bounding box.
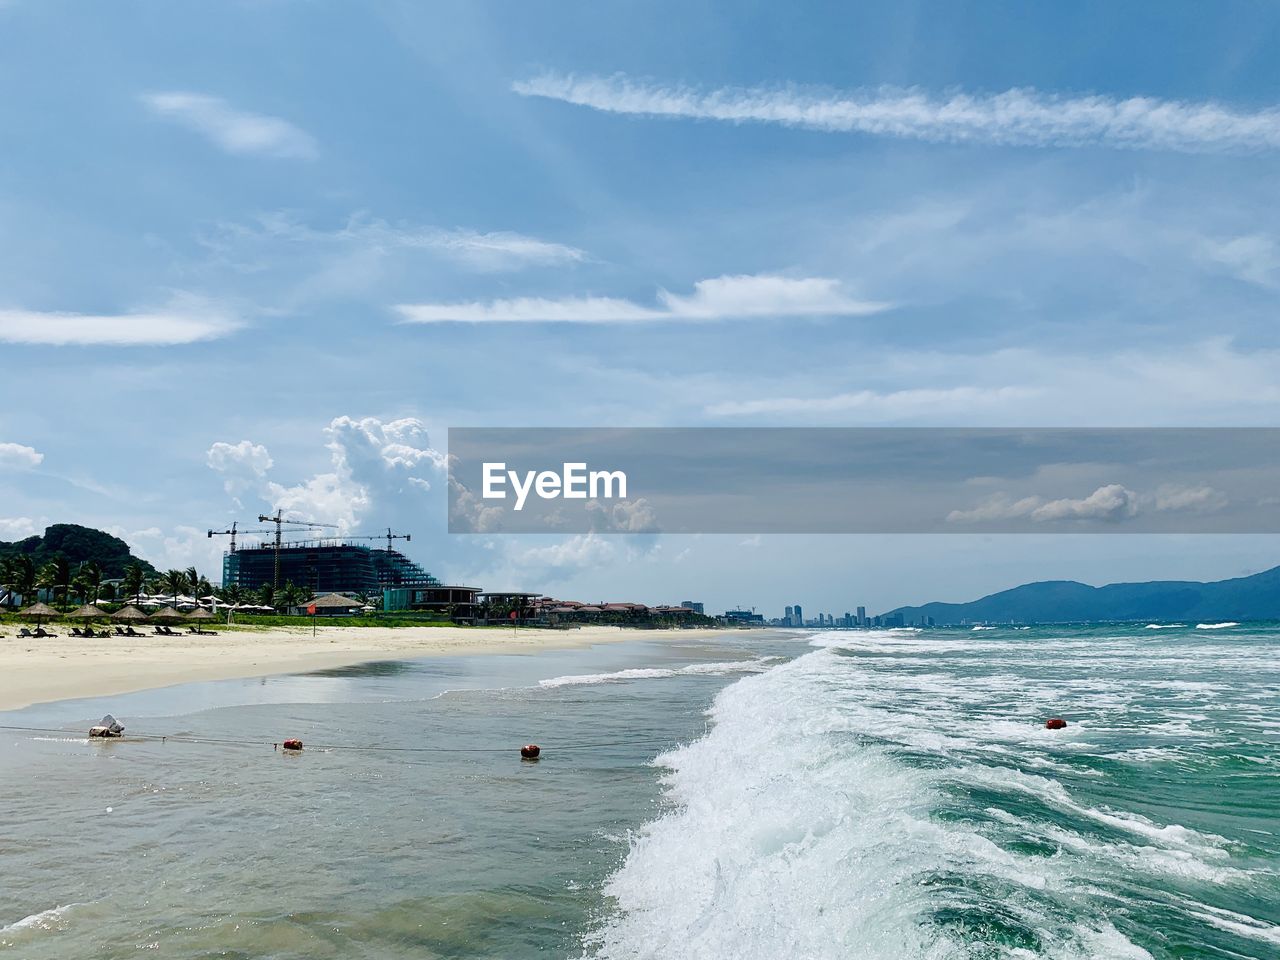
[1152,483,1229,514]
[1198,234,1280,288]
[0,517,39,540]
[948,483,1228,525]
[206,440,274,502]
[0,300,241,346]
[708,385,1031,417]
[142,92,318,160]
[397,274,887,324]
[0,442,43,470]
[515,73,1280,153]
[211,213,587,272]
[1030,484,1139,522]
[207,440,273,476]
[130,525,225,577]
[208,416,447,535]
[946,493,1046,525]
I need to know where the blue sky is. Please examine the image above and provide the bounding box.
[2,0,1280,614]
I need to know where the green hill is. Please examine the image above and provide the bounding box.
[0,523,157,579]
[886,565,1280,625]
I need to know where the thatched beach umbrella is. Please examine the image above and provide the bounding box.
[20,601,58,623]
[111,604,148,622]
[186,607,216,620]
[69,603,109,620]
[149,605,185,622]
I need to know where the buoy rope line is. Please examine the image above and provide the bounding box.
[0,723,684,755]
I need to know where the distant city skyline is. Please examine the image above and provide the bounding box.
[3,2,1280,612]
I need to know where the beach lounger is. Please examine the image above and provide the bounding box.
[18,628,32,638]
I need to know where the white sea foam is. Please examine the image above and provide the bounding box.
[1186,904,1280,946]
[1144,623,1186,629]
[586,640,1158,960]
[539,659,776,689]
[1195,622,1240,629]
[0,903,80,938]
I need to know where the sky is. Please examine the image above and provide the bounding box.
[2,0,1280,616]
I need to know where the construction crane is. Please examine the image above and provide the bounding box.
[207,521,240,552]
[257,511,339,591]
[337,529,413,553]
[208,524,304,551]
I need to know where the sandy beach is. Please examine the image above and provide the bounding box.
[0,624,758,712]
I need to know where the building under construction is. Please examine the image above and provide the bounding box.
[221,540,440,596]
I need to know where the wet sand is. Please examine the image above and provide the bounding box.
[0,623,757,711]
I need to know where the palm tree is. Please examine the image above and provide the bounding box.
[256,583,274,609]
[278,581,305,612]
[37,555,71,609]
[0,556,15,609]
[217,583,243,607]
[10,555,34,608]
[159,569,189,608]
[122,562,147,605]
[72,561,103,605]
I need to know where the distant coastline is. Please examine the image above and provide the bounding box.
[884,564,1280,626]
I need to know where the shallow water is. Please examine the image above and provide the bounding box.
[2,626,1277,959]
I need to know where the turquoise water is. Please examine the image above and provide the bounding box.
[1,626,1277,958]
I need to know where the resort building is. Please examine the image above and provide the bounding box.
[221,540,441,596]
[382,584,483,619]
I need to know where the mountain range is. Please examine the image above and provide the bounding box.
[885,564,1280,625]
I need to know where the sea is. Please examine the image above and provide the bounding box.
[1,624,1277,959]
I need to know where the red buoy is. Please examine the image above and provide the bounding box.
[282,738,304,751]
[520,744,541,760]
[1045,718,1068,730]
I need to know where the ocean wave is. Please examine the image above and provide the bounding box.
[1,903,80,938]
[1144,623,1186,629]
[539,659,777,689]
[1186,904,1280,946]
[1195,622,1240,629]
[585,650,1162,959]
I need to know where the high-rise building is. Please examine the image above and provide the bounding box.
[784,605,794,624]
[681,600,704,614]
[793,604,803,627]
[856,605,866,625]
[222,541,438,595]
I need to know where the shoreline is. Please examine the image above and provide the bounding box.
[0,624,768,713]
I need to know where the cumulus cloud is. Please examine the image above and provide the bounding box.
[587,497,658,533]
[947,482,1228,525]
[207,416,447,535]
[397,274,887,324]
[0,516,39,540]
[0,299,241,346]
[142,92,318,160]
[0,442,43,470]
[1030,484,1140,522]
[515,73,1280,153]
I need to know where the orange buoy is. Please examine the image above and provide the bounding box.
[282,738,304,751]
[1045,718,1068,730]
[520,744,541,760]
